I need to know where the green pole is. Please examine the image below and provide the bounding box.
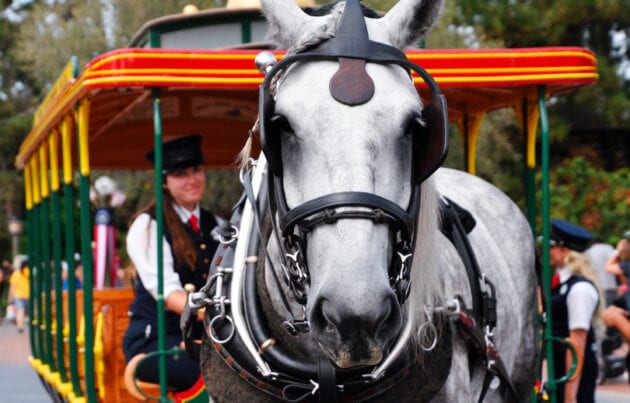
[152,88,169,402]
[25,208,37,357]
[523,97,537,232]
[538,85,556,402]
[51,188,68,383]
[40,196,54,372]
[77,101,97,403]
[64,181,83,397]
[32,198,45,365]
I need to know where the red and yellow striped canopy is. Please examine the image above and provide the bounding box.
[16,46,597,170]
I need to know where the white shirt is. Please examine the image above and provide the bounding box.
[126,203,200,301]
[556,267,599,331]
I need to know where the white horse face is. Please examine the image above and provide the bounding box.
[262,0,444,368]
[275,62,419,367]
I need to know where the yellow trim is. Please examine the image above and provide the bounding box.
[460,113,486,175]
[418,66,595,75]
[39,143,50,198]
[61,115,74,185]
[84,67,259,77]
[78,99,91,177]
[83,76,262,86]
[49,129,60,192]
[88,51,262,70]
[25,164,33,210]
[94,312,105,400]
[83,65,595,79]
[413,72,599,85]
[408,50,597,63]
[526,102,540,169]
[34,59,76,126]
[86,49,596,73]
[31,157,41,204]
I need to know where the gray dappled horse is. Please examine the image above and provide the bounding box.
[199,1,538,401]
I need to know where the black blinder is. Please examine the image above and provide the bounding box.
[413,93,448,184]
[259,84,283,175]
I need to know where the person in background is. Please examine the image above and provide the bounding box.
[601,236,630,372]
[549,219,604,403]
[584,239,618,306]
[122,134,220,391]
[8,255,30,333]
[0,259,10,321]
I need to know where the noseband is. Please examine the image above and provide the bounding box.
[259,0,449,311]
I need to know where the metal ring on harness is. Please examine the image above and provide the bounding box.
[417,321,438,352]
[207,314,235,344]
[219,225,240,245]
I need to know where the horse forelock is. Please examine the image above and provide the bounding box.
[266,1,383,54]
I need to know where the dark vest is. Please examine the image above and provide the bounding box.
[551,274,598,402]
[128,209,219,335]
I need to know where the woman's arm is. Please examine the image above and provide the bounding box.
[126,213,184,301]
[564,328,587,403]
[605,252,623,276]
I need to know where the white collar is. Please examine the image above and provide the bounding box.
[172,202,200,223]
[557,266,573,283]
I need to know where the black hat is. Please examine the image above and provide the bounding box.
[145,135,204,174]
[550,218,593,252]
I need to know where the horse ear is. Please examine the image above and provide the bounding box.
[377,0,444,49]
[261,0,330,49]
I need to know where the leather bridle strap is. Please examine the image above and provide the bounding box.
[280,191,414,239]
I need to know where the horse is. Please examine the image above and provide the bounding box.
[198,1,539,401]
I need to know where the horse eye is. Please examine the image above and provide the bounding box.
[270,115,293,136]
[405,116,425,137]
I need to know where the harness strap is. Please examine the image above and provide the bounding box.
[440,197,483,321]
[318,357,337,403]
[440,197,521,402]
[454,302,520,402]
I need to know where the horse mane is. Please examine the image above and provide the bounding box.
[408,175,443,349]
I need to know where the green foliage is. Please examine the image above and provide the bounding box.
[539,157,630,244]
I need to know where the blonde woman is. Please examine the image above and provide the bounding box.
[549,219,602,403]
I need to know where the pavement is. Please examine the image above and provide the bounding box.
[1,317,630,402]
[0,317,50,402]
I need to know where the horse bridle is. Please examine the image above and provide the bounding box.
[258,0,449,311]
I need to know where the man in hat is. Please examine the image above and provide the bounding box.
[548,218,601,403]
[123,134,220,391]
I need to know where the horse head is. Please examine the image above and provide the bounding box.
[260,0,446,369]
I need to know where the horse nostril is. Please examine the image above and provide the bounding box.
[369,294,401,338]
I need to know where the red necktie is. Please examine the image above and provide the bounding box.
[189,215,200,234]
[551,273,560,290]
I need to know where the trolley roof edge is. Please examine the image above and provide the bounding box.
[15,46,598,171]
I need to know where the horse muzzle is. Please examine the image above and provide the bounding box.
[309,290,402,368]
